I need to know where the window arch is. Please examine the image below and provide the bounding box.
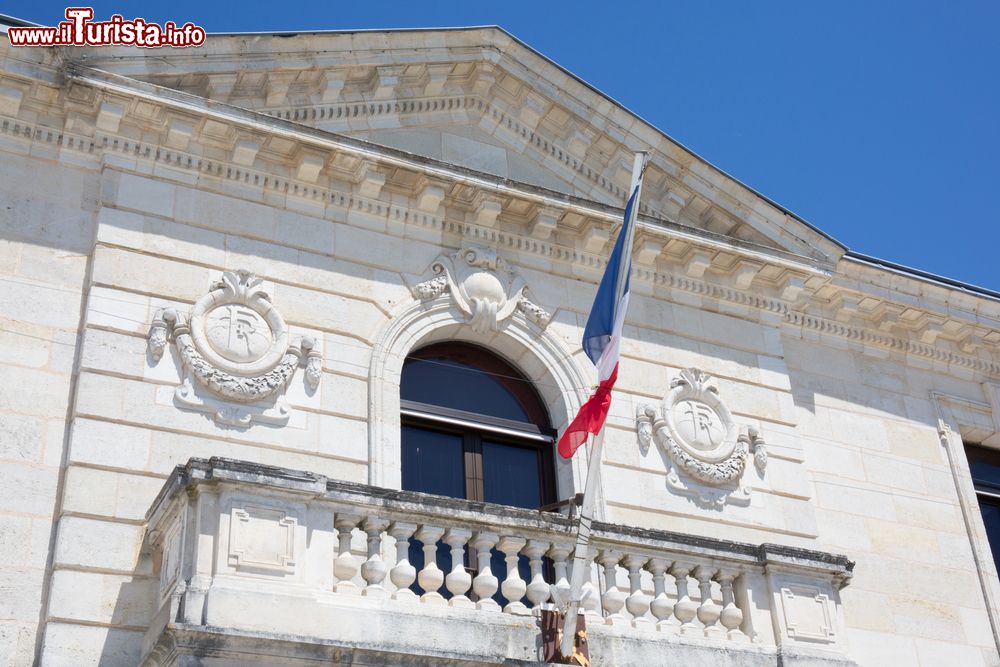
[400,342,557,509]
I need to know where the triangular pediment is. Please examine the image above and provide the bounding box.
[76,27,845,264]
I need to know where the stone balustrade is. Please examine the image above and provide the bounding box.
[140,458,856,666]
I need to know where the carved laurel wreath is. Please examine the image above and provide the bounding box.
[637,368,766,487]
[148,270,321,404]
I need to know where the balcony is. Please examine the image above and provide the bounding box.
[140,458,855,666]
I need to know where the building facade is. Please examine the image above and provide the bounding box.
[1,20,999,666]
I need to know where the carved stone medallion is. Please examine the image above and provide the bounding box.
[204,305,272,364]
[412,245,551,332]
[147,270,322,427]
[637,368,767,508]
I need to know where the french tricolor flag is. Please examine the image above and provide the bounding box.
[557,184,640,458]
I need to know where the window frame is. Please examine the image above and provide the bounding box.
[967,443,1000,499]
[399,342,558,508]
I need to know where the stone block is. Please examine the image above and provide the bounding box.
[416,182,444,213]
[866,518,941,564]
[840,589,895,633]
[756,353,792,391]
[295,151,326,183]
[112,172,175,219]
[0,86,23,115]
[0,516,31,569]
[53,516,143,572]
[0,156,97,252]
[0,276,83,332]
[94,206,145,248]
[320,372,368,419]
[277,208,336,256]
[79,327,147,378]
[95,102,124,133]
[91,246,213,305]
[913,637,988,667]
[0,570,44,621]
[47,570,156,627]
[164,118,194,150]
[270,282,387,342]
[0,462,57,517]
[862,453,927,494]
[958,606,996,648]
[174,187,277,240]
[817,409,890,453]
[316,415,369,462]
[814,509,873,553]
[758,455,810,499]
[358,166,386,199]
[845,629,918,667]
[73,371,127,422]
[0,413,43,463]
[892,596,966,642]
[231,139,260,166]
[40,622,143,667]
[442,134,508,178]
[15,243,87,290]
[68,418,151,471]
[892,494,962,533]
[97,206,228,267]
[62,466,118,518]
[885,420,945,465]
[814,480,896,521]
[84,286,150,335]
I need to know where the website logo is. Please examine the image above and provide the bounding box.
[8,7,206,48]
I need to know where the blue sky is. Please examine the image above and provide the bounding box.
[5,1,998,290]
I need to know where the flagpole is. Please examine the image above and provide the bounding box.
[560,151,647,660]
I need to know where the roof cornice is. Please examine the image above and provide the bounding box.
[0,46,997,377]
[64,26,846,262]
[67,62,825,274]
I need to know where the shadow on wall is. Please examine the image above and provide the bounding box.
[95,540,157,664]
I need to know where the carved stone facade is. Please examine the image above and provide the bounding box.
[1,18,999,667]
[147,270,321,427]
[637,369,767,508]
[412,245,551,332]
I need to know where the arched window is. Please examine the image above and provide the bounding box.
[400,342,557,509]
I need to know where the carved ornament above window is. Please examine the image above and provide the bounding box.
[412,245,551,332]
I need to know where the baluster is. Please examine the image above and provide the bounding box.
[671,562,699,635]
[581,578,602,622]
[471,531,500,611]
[524,539,551,610]
[575,546,601,623]
[624,554,652,628]
[444,528,473,608]
[547,543,573,609]
[388,521,417,601]
[694,565,723,638]
[333,513,361,594]
[360,517,390,598]
[598,549,626,625]
[717,569,747,641]
[497,536,528,614]
[415,525,446,605]
[646,557,675,632]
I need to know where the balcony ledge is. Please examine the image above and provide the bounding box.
[140,458,856,667]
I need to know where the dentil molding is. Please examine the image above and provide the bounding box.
[2,96,998,375]
[148,269,322,427]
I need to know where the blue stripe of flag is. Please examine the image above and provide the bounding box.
[581,187,638,366]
